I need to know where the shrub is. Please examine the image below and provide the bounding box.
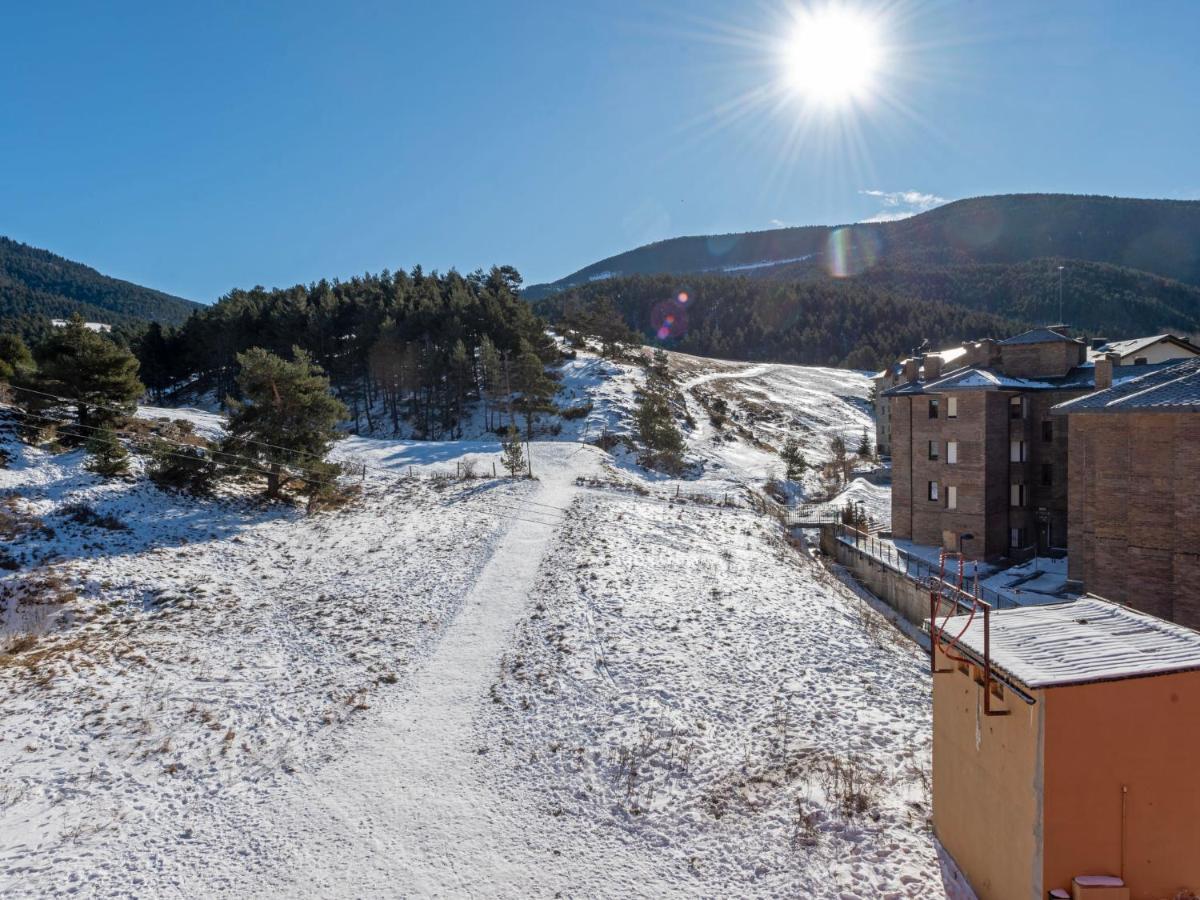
[61,502,128,531]
[147,439,218,494]
[559,402,593,421]
[83,428,130,478]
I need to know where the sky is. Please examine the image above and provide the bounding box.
[2,0,1199,302]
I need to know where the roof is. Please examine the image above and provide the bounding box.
[923,367,1054,392]
[940,596,1200,689]
[1087,333,1200,361]
[874,345,970,381]
[882,359,1174,398]
[998,327,1080,346]
[1053,357,1200,414]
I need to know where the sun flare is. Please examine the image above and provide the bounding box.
[783,5,885,108]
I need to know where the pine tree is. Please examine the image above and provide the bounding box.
[83,427,130,477]
[781,437,807,482]
[479,335,502,430]
[634,389,686,474]
[512,351,556,441]
[500,426,525,478]
[31,316,144,428]
[224,347,348,498]
[0,333,34,383]
[856,427,872,458]
[830,434,850,483]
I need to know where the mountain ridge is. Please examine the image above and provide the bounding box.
[0,236,201,335]
[525,193,1200,299]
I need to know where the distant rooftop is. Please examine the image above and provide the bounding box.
[997,327,1079,346]
[941,596,1200,689]
[1086,333,1200,361]
[1053,356,1200,414]
[883,359,1173,397]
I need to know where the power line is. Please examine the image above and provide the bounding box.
[0,403,568,527]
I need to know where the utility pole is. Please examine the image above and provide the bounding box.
[1057,265,1065,324]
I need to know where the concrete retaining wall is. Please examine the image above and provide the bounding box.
[820,526,931,627]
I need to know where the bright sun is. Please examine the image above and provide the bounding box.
[783,6,884,107]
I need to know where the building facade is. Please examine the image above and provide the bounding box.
[933,598,1200,899]
[887,329,1093,560]
[1053,357,1200,629]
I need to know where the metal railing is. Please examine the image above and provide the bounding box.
[833,524,1012,611]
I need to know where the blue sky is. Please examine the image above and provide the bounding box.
[2,1,1199,301]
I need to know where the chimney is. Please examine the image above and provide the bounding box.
[925,354,943,381]
[1094,352,1120,390]
[978,338,999,366]
[1090,337,1109,351]
[903,357,920,383]
[1049,324,1071,336]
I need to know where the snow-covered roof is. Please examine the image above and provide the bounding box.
[874,345,969,381]
[1053,357,1200,414]
[884,360,1176,398]
[998,327,1080,346]
[1086,333,1200,361]
[940,597,1200,689]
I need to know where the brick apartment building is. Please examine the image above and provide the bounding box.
[1052,356,1200,628]
[872,345,967,456]
[885,327,1168,560]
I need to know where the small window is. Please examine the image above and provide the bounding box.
[1010,526,1028,548]
[947,485,958,510]
[946,441,959,464]
[1042,420,1054,442]
[929,398,940,419]
[1010,396,1024,420]
[1010,483,1027,507]
[928,440,939,460]
[928,481,939,502]
[1134,356,1148,365]
[1010,440,1027,462]
[1041,464,1054,487]
[947,396,958,418]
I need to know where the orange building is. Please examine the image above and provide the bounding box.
[931,597,1200,899]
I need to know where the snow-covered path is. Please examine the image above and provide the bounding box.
[270,459,582,894]
[162,444,670,898]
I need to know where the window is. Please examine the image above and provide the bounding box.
[929,398,940,419]
[946,441,959,464]
[1042,420,1054,442]
[928,481,939,501]
[1010,396,1024,420]
[947,396,958,418]
[928,440,939,460]
[1010,440,1027,462]
[1041,464,1054,486]
[947,486,958,509]
[1010,527,1028,548]
[1134,356,1147,365]
[1010,483,1027,507]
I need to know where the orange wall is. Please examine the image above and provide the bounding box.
[1042,669,1200,898]
[932,652,1044,899]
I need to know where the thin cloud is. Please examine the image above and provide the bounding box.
[859,189,947,222]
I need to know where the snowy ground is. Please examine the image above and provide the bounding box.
[0,349,962,898]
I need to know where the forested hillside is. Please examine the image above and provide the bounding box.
[526,194,1200,298]
[540,274,1023,370]
[0,237,200,337]
[134,265,555,437]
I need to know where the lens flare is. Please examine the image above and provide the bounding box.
[826,226,880,277]
[677,291,689,304]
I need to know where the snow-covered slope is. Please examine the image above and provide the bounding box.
[0,352,952,898]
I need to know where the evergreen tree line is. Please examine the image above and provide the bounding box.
[539,273,1024,372]
[0,317,350,504]
[133,265,557,437]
